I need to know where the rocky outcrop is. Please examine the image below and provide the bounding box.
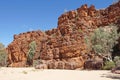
[7,1,120,69]
[7,29,87,69]
[111,66,120,74]
[7,31,48,67]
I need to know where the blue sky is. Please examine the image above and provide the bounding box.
[0,0,114,46]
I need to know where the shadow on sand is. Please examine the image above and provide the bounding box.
[101,72,120,80]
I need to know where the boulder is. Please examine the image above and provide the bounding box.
[84,59,103,70]
[111,66,120,74]
[35,64,48,69]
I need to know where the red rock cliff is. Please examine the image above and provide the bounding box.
[7,1,120,68]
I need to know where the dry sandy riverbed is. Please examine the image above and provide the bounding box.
[0,67,120,80]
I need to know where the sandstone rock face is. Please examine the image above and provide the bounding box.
[7,31,48,67]
[7,1,120,69]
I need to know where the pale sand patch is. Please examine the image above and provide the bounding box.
[0,67,120,80]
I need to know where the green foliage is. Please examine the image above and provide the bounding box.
[27,41,36,66]
[0,50,7,66]
[114,56,120,67]
[0,43,5,50]
[0,43,7,67]
[85,24,120,61]
[102,61,115,70]
[114,56,120,62]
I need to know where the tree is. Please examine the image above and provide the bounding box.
[0,43,5,49]
[0,43,7,66]
[85,24,120,61]
[27,41,36,66]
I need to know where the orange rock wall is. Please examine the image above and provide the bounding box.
[7,2,120,68]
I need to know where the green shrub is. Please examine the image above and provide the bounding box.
[102,61,115,70]
[0,43,7,67]
[0,43,5,50]
[114,56,120,67]
[114,56,120,62]
[0,49,7,67]
[27,41,36,66]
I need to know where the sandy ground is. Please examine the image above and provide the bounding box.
[0,67,120,80]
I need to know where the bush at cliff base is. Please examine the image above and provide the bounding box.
[102,61,115,70]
